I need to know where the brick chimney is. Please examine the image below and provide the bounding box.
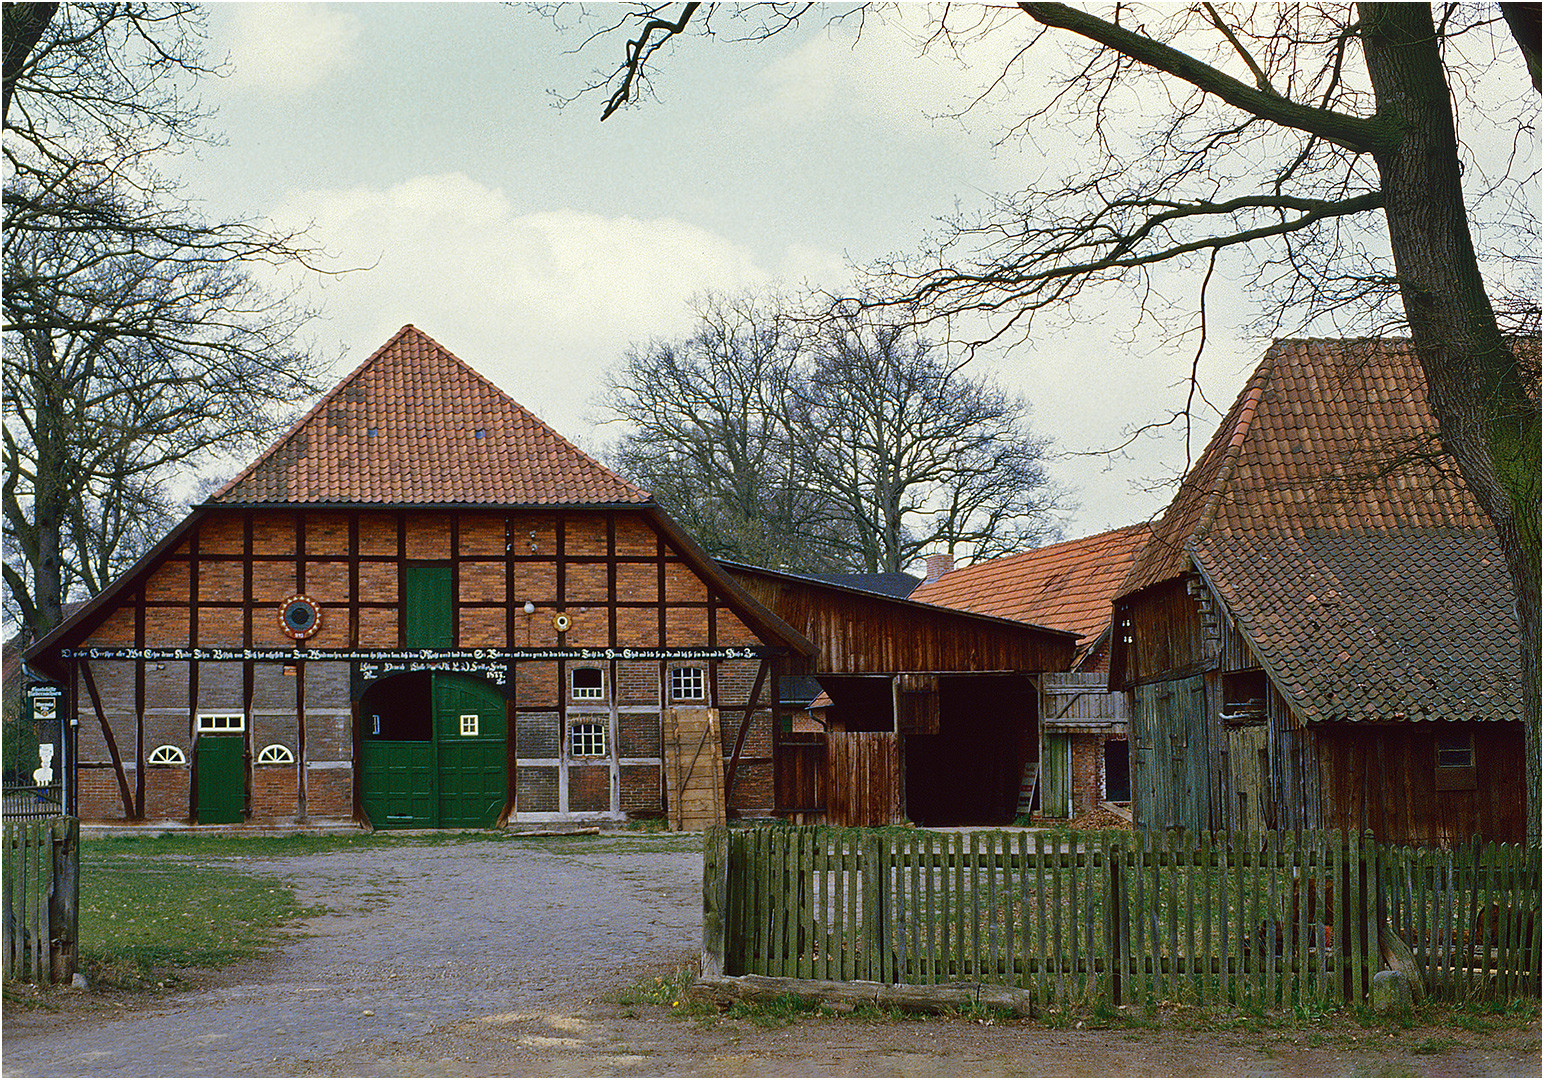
[923,552,954,584]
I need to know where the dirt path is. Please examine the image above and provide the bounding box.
[3,833,1538,1077]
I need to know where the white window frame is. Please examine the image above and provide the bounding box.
[256,744,296,765]
[670,666,706,701]
[196,713,245,733]
[570,721,607,758]
[147,745,187,766]
[460,713,480,737]
[570,666,605,701]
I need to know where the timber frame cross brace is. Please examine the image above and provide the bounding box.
[723,660,769,808]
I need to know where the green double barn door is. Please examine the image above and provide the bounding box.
[361,673,508,829]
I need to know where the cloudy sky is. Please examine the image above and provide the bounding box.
[171,3,1528,551]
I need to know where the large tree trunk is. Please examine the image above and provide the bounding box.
[1361,3,1542,844]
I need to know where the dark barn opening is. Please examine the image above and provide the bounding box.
[818,676,895,732]
[1104,738,1130,802]
[904,675,1037,827]
[359,671,433,740]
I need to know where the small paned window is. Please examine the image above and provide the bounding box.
[197,713,245,733]
[571,721,607,757]
[256,744,295,765]
[147,745,187,766]
[1435,730,1477,792]
[670,666,706,701]
[571,667,604,700]
[460,714,479,736]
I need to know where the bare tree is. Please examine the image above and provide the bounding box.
[544,0,1543,840]
[602,293,843,571]
[3,4,326,640]
[792,299,1060,574]
[603,292,1060,574]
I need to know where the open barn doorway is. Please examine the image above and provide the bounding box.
[903,675,1037,827]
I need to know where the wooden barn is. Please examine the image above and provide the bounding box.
[21,326,816,828]
[1110,338,1525,844]
[720,563,1076,827]
[911,526,1151,820]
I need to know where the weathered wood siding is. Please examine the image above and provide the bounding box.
[826,732,902,827]
[1113,580,1211,686]
[1309,722,1525,844]
[730,574,1074,676]
[1130,676,1210,831]
[774,733,826,818]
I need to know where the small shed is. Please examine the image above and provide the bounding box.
[1110,338,1525,844]
[720,562,1076,827]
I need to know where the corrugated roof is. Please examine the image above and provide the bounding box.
[909,524,1152,662]
[211,325,649,506]
[1118,338,1521,724]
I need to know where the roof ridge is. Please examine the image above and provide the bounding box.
[1188,347,1275,550]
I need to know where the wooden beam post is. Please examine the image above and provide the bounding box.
[703,824,729,979]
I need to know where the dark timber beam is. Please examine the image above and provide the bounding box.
[79,660,135,819]
[724,659,769,809]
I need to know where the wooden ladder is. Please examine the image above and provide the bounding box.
[665,707,725,831]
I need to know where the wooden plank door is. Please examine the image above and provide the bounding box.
[195,735,244,824]
[434,674,508,828]
[665,708,725,831]
[1041,732,1073,819]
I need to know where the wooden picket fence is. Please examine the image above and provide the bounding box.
[3,817,80,985]
[703,826,1541,1009]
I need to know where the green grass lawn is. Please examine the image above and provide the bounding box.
[76,836,329,989]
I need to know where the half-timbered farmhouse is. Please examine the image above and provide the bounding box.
[910,525,1152,819]
[1110,339,1525,844]
[23,326,816,828]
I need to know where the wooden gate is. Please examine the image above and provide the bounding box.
[665,707,724,831]
[826,731,902,827]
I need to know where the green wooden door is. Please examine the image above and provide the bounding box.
[1041,732,1072,818]
[434,674,507,828]
[405,565,452,648]
[360,739,436,828]
[360,672,507,829]
[195,735,245,824]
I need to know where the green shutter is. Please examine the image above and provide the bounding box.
[405,565,452,648]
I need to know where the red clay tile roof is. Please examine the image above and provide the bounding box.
[1117,338,1520,725]
[909,523,1153,663]
[210,326,649,506]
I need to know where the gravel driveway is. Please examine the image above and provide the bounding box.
[3,832,1538,1077]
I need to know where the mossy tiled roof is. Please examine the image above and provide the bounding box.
[1117,338,1520,724]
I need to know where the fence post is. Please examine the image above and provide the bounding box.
[48,817,78,984]
[702,824,729,979]
[1106,832,1123,1005]
[862,830,883,981]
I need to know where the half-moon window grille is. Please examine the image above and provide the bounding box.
[147,745,187,766]
[256,744,296,765]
